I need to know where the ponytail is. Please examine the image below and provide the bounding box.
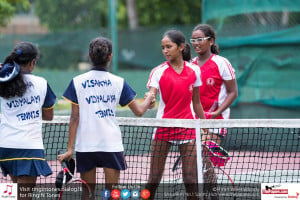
[3,52,19,65]
[0,72,26,99]
[182,43,191,61]
[211,44,219,55]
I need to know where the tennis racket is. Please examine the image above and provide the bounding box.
[205,101,218,119]
[203,167,235,200]
[172,101,218,173]
[57,150,92,200]
[172,141,234,185]
[209,101,218,113]
[202,141,235,199]
[172,140,226,172]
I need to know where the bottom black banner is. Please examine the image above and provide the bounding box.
[14,183,261,199]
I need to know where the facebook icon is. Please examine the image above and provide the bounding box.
[101,189,111,199]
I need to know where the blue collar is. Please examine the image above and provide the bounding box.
[91,67,107,72]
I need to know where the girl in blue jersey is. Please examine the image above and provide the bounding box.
[0,42,56,200]
[58,37,154,199]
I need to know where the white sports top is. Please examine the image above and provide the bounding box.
[0,74,56,149]
[63,68,136,152]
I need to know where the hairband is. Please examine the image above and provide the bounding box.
[16,49,22,55]
[0,62,21,82]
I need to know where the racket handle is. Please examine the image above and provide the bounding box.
[57,149,69,168]
[61,160,68,169]
[209,101,218,112]
[57,149,64,155]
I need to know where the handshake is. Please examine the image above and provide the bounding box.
[144,92,156,109]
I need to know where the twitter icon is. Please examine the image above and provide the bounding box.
[121,189,130,199]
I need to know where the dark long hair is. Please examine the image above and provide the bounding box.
[163,30,191,61]
[0,42,39,99]
[193,24,219,55]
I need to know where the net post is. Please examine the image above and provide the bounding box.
[195,120,203,196]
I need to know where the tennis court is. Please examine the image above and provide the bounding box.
[1,116,299,199]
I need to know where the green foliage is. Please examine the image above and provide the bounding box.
[33,0,201,31]
[136,0,201,26]
[0,0,30,26]
[35,0,109,31]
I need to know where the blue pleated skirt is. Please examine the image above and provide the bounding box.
[0,147,52,177]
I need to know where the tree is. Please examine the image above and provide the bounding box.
[136,0,201,26]
[34,0,131,31]
[0,0,30,27]
[126,0,138,30]
[34,0,110,31]
[34,0,201,31]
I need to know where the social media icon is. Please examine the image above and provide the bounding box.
[111,189,121,199]
[131,189,140,199]
[121,189,130,199]
[101,189,111,199]
[141,189,150,199]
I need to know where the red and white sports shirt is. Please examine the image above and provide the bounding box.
[192,54,236,120]
[147,61,201,140]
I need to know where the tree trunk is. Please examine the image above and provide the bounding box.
[126,0,138,30]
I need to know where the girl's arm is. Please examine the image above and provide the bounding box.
[192,87,206,119]
[58,103,79,162]
[147,87,157,109]
[128,89,155,117]
[211,79,238,118]
[42,108,54,121]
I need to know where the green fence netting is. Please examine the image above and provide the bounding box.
[201,0,300,108]
[1,0,300,110]
[202,0,300,24]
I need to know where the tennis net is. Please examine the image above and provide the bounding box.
[0,116,300,199]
